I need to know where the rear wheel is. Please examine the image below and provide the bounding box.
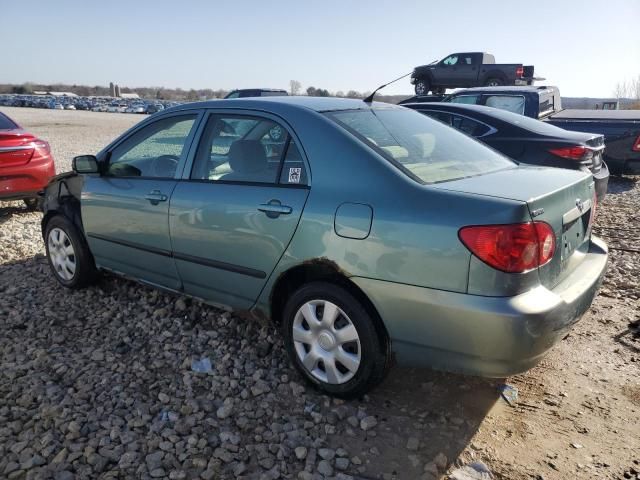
[45,215,97,288]
[484,77,505,87]
[23,198,39,211]
[414,78,430,96]
[282,282,388,398]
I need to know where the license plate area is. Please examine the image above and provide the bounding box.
[561,208,591,262]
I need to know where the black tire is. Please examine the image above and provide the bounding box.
[44,215,97,289]
[484,77,505,87]
[414,78,430,96]
[282,281,389,398]
[23,198,39,211]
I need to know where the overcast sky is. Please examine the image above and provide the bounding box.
[2,0,638,97]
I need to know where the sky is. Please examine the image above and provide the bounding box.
[2,0,639,97]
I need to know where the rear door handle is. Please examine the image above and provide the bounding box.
[258,200,292,218]
[144,190,168,205]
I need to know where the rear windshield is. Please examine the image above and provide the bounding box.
[326,108,514,184]
[0,113,18,130]
[484,95,526,114]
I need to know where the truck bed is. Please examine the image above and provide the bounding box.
[549,109,640,121]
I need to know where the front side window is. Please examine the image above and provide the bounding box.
[190,114,306,184]
[484,95,526,115]
[442,55,459,66]
[326,108,513,184]
[107,115,197,178]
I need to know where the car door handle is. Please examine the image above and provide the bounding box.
[258,200,292,218]
[144,190,168,205]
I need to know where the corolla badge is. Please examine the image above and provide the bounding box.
[576,199,585,212]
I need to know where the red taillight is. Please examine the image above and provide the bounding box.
[548,145,590,160]
[459,222,556,273]
[632,134,640,152]
[516,66,524,77]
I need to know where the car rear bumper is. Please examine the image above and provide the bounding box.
[0,157,55,200]
[593,162,610,200]
[352,236,608,377]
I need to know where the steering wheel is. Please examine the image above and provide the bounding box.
[151,155,179,178]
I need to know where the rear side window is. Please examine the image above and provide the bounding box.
[485,95,525,114]
[450,115,492,137]
[0,113,17,130]
[190,114,308,185]
[449,95,480,105]
[326,108,514,184]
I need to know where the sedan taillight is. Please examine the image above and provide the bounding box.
[548,145,592,161]
[459,222,556,273]
[632,134,640,152]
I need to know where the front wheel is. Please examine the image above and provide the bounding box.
[45,215,97,288]
[282,282,389,398]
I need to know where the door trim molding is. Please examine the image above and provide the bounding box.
[87,233,266,279]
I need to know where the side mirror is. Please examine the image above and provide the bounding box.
[72,155,99,174]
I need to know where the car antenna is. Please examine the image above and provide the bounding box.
[363,72,412,103]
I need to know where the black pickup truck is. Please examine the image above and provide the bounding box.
[410,52,537,95]
[440,86,640,175]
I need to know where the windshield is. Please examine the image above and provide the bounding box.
[326,108,514,184]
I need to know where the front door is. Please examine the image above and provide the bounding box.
[169,112,310,309]
[82,113,200,289]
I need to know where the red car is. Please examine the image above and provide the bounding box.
[0,111,55,209]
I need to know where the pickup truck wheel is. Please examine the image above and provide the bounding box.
[45,215,98,289]
[415,79,430,95]
[282,282,388,398]
[484,77,505,87]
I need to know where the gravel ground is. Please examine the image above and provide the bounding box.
[1,107,638,480]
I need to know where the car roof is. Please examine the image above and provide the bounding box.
[164,96,399,114]
[404,102,597,141]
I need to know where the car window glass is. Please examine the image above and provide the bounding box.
[423,111,453,126]
[485,95,525,114]
[191,115,290,183]
[0,113,18,129]
[449,95,480,105]
[226,92,239,99]
[443,55,458,66]
[462,55,473,65]
[107,115,196,178]
[327,108,514,184]
[278,141,308,185]
[450,115,492,137]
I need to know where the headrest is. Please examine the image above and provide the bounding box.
[228,140,267,174]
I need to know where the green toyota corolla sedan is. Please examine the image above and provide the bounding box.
[41,97,608,397]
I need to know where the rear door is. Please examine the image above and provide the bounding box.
[82,111,202,289]
[169,110,310,309]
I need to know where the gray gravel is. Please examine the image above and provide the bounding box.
[1,107,638,480]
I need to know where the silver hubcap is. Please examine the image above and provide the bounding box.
[48,228,76,281]
[416,82,426,95]
[292,300,361,384]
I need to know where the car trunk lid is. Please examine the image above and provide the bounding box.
[0,130,36,167]
[433,166,596,288]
